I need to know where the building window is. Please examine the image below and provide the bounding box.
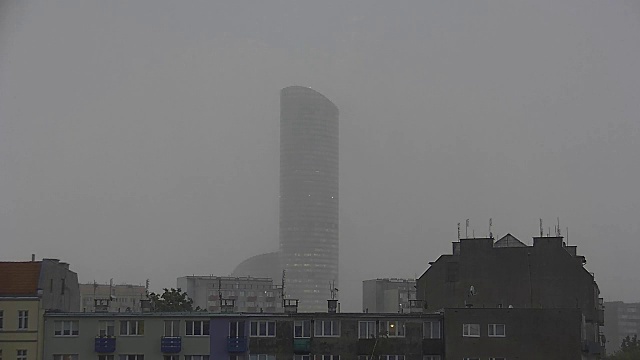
[54,320,79,336]
[379,320,405,337]
[185,320,210,336]
[358,321,376,338]
[315,319,340,337]
[17,350,27,360]
[0,310,3,330]
[184,356,209,360]
[98,356,115,360]
[164,320,180,336]
[163,356,179,360]
[316,356,340,360]
[249,355,276,360]
[489,358,506,360]
[53,356,78,360]
[488,324,506,337]
[463,358,480,360]
[61,279,66,295]
[463,324,480,337]
[119,320,144,336]
[423,321,441,339]
[99,320,115,337]
[250,320,276,337]
[229,320,246,337]
[423,356,441,360]
[379,356,404,360]
[18,310,28,329]
[294,320,311,338]
[294,356,311,360]
[119,356,144,360]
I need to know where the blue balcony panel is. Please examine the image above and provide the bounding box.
[227,336,248,353]
[95,337,116,353]
[161,336,182,353]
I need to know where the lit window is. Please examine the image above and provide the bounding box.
[185,320,210,336]
[488,324,506,337]
[250,320,276,337]
[119,320,144,336]
[463,324,480,337]
[54,320,79,336]
[423,321,441,339]
[358,321,376,339]
[379,320,405,337]
[314,319,340,337]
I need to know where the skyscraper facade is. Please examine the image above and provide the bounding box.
[279,86,339,312]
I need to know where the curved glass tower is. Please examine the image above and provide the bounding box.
[280,86,339,312]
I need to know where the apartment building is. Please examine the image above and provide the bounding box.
[79,283,147,313]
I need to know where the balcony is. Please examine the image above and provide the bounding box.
[293,338,311,354]
[227,336,248,353]
[582,340,602,355]
[161,336,182,353]
[94,337,116,353]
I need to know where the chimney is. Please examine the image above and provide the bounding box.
[327,299,338,313]
[31,254,35,262]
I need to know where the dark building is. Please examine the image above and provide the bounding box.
[279,86,339,312]
[416,234,604,359]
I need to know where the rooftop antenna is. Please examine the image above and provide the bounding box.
[218,277,222,304]
[566,227,569,245]
[465,219,469,238]
[329,280,338,300]
[457,222,461,240]
[539,219,543,237]
[557,217,561,237]
[489,218,493,239]
[281,270,286,299]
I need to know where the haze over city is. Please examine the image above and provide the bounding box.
[1,0,639,311]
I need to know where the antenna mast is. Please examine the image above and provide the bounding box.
[457,223,461,240]
[489,218,493,238]
[539,219,543,237]
[281,270,286,299]
[465,219,469,238]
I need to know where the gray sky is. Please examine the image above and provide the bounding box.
[1,0,639,311]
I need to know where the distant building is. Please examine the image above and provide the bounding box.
[362,278,417,313]
[79,282,147,313]
[603,301,640,354]
[42,306,588,359]
[417,234,605,359]
[231,251,281,284]
[0,257,79,359]
[177,275,282,313]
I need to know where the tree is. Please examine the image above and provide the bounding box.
[606,335,640,360]
[147,288,200,312]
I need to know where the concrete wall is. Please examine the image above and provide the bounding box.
[38,259,80,312]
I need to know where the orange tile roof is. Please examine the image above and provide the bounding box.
[0,262,42,296]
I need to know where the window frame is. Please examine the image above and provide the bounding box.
[488,324,506,337]
[423,356,441,360]
[294,320,311,338]
[184,356,209,360]
[164,320,180,337]
[379,320,405,338]
[54,320,79,336]
[185,320,210,336]
[462,323,480,337]
[17,350,28,360]
[98,356,115,360]
[53,356,78,360]
[379,356,405,360]
[17,310,28,330]
[99,320,115,337]
[249,355,276,360]
[423,320,441,339]
[118,356,144,360]
[250,320,276,337]
[314,319,340,337]
[358,320,376,339]
[119,320,144,336]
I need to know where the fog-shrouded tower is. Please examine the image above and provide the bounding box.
[280,86,339,312]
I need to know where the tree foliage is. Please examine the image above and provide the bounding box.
[148,288,200,312]
[606,335,640,360]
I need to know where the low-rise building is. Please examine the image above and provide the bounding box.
[362,278,416,313]
[0,257,79,360]
[177,276,282,313]
[79,283,147,313]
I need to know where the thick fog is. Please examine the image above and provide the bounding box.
[1,0,639,310]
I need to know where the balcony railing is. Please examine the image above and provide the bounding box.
[94,336,116,353]
[227,336,248,353]
[161,336,182,353]
[293,338,311,354]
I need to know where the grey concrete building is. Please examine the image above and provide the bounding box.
[177,276,282,313]
[416,234,605,359]
[603,301,640,355]
[79,282,147,313]
[362,278,417,313]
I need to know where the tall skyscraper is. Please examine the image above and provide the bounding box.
[279,86,339,312]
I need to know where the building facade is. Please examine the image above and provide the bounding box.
[80,283,147,313]
[177,276,283,313]
[416,234,604,359]
[41,307,591,359]
[0,258,79,360]
[279,86,339,312]
[603,301,640,355]
[362,279,416,313]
